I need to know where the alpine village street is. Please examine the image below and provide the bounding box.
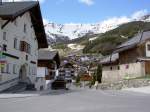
[0,0,150,112]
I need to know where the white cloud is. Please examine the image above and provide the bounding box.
[97,9,149,32]
[78,0,94,6]
[43,9,149,27]
[131,9,148,20]
[100,16,130,28]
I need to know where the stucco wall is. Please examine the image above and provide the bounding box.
[102,62,145,83]
[0,12,38,91]
[119,62,145,79]
[102,65,120,83]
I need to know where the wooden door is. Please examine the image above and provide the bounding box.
[145,61,150,75]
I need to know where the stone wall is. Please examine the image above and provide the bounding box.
[99,79,150,90]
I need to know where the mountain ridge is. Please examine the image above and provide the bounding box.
[44,15,150,44]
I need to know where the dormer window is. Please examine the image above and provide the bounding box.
[24,24,27,33]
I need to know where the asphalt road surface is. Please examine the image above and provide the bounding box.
[0,89,150,112]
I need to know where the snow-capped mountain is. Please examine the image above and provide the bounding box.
[46,33,70,44]
[45,15,150,44]
[45,22,119,41]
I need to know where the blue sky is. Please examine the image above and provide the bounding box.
[39,0,150,24]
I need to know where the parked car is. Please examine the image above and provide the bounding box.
[51,79,66,90]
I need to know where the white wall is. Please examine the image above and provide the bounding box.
[102,62,145,83]
[119,62,145,79]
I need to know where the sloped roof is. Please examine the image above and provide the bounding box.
[0,1,48,48]
[115,31,150,53]
[100,53,119,64]
[0,2,37,18]
[38,49,58,60]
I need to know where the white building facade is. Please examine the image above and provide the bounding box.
[0,2,48,91]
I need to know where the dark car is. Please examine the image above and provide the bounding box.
[51,79,66,90]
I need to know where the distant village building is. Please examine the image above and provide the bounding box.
[59,61,75,82]
[37,49,60,90]
[0,1,48,91]
[101,31,150,83]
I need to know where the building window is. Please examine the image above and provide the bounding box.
[147,44,150,51]
[3,32,7,41]
[20,41,25,52]
[14,38,18,49]
[118,66,120,70]
[29,66,31,75]
[26,55,28,61]
[24,24,27,33]
[6,63,10,74]
[20,41,31,54]
[27,44,31,54]
[1,64,6,73]
[13,64,16,74]
[110,66,113,70]
[32,67,36,75]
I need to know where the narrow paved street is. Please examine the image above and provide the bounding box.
[0,88,150,112]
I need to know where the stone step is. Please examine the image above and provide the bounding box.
[2,82,27,93]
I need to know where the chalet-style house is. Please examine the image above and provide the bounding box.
[37,49,60,90]
[0,1,48,91]
[59,61,75,82]
[101,31,150,83]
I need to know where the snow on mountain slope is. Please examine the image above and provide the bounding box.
[45,22,119,40]
[67,44,85,50]
[44,14,150,43]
